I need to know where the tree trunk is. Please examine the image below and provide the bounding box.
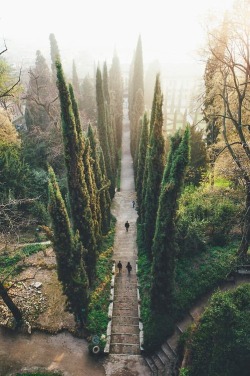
[0,281,22,327]
[238,182,250,257]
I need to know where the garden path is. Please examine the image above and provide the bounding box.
[103,114,150,375]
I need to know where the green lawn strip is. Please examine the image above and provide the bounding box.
[86,215,116,351]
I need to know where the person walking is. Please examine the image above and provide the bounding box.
[125,221,130,232]
[126,262,132,275]
[132,200,135,208]
[117,261,122,273]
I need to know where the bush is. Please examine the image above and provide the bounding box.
[180,284,250,376]
[176,185,242,255]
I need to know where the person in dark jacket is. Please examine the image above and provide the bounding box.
[117,261,122,273]
[126,262,132,275]
[125,221,130,232]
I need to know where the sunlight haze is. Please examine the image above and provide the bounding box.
[0,0,235,76]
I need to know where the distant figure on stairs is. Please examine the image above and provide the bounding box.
[125,221,130,232]
[117,261,122,273]
[126,262,132,275]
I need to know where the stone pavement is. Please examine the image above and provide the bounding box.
[103,120,150,375]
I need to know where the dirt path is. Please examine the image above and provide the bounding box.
[0,327,105,376]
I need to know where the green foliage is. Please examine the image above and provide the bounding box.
[143,74,165,254]
[136,112,149,220]
[87,124,111,234]
[175,243,238,316]
[0,141,31,200]
[56,60,96,281]
[184,126,208,186]
[182,284,250,376]
[109,52,123,149]
[129,35,144,160]
[150,128,190,314]
[176,185,242,254]
[96,67,115,199]
[48,166,89,324]
[87,217,116,348]
[81,75,96,123]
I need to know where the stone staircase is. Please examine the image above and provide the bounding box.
[110,268,140,355]
[142,276,250,376]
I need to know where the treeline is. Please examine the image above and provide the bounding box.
[0,34,123,326]
[129,11,250,373]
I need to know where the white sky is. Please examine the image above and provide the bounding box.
[0,0,235,76]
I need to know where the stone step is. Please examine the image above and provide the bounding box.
[161,343,174,361]
[110,343,141,355]
[151,353,165,373]
[114,292,138,299]
[111,333,140,345]
[113,301,138,309]
[112,324,139,334]
[112,315,139,325]
[113,307,138,316]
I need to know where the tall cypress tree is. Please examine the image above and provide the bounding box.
[87,124,111,234]
[103,62,116,173]
[150,128,190,314]
[109,51,123,149]
[96,67,115,198]
[48,166,89,324]
[143,75,165,256]
[49,33,60,81]
[55,60,96,282]
[72,60,81,105]
[129,35,144,159]
[98,145,111,233]
[136,112,149,221]
[83,136,102,244]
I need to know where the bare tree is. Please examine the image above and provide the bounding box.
[204,0,250,255]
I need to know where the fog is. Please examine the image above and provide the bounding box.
[0,0,234,79]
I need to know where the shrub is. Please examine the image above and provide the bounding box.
[176,185,242,255]
[181,284,250,376]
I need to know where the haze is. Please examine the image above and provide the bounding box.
[0,0,234,77]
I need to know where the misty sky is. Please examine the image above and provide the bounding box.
[0,0,235,76]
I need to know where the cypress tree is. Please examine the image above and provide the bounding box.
[81,75,96,124]
[49,33,60,81]
[98,145,111,233]
[48,166,89,324]
[87,124,111,234]
[109,51,123,149]
[55,60,96,282]
[103,62,116,173]
[83,136,102,244]
[143,75,165,255]
[150,128,190,314]
[129,35,144,159]
[133,88,145,179]
[72,60,81,104]
[96,67,115,198]
[136,112,149,221]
